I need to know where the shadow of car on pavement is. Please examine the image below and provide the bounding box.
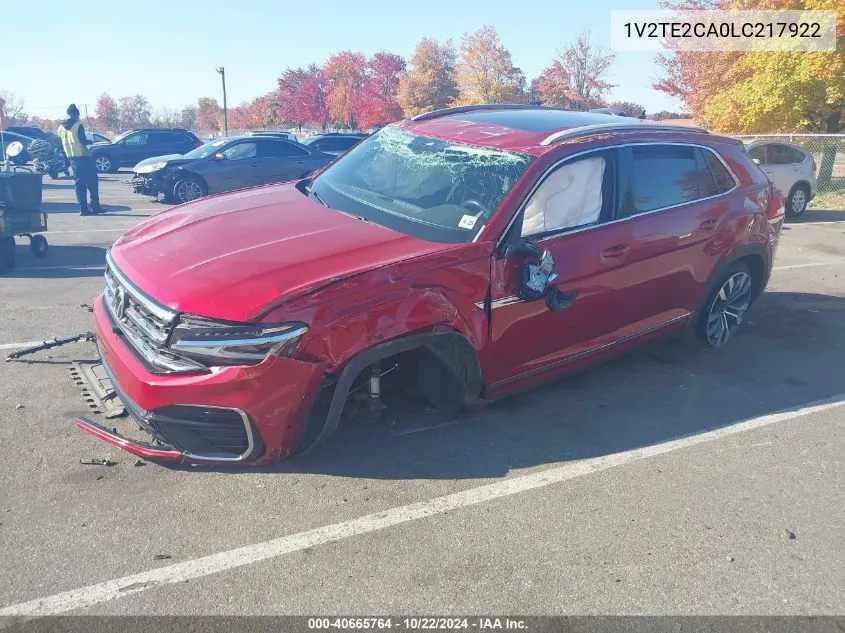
[155,290,845,479]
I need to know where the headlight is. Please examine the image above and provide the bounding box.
[136,161,168,174]
[169,316,308,367]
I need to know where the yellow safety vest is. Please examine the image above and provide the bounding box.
[57,121,90,158]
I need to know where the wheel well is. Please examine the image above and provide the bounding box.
[293,330,483,455]
[738,253,766,301]
[789,181,811,195]
[173,171,208,194]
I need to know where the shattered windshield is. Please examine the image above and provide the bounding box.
[309,126,534,243]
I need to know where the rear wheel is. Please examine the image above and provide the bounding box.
[696,262,753,348]
[30,235,48,258]
[173,176,207,203]
[786,184,809,218]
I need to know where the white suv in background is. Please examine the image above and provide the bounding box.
[746,140,817,217]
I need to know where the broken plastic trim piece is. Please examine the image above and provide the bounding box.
[75,417,184,463]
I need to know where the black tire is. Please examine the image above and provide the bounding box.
[172,176,207,203]
[786,184,809,218]
[48,168,60,180]
[30,235,48,258]
[0,237,15,273]
[695,261,753,348]
[93,153,115,174]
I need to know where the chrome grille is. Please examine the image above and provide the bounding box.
[103,253,204,374]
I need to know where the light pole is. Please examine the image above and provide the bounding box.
[216,66,228,136]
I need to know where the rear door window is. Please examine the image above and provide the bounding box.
[767,144,804,165]
[628,145,705,213]
[259,140,308,157]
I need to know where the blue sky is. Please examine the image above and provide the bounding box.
[3,0,683,121]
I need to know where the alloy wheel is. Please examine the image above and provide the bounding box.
[95,156,111,172]
[705,271,752,347]
[176,181,203,203]
[791,188,807,215]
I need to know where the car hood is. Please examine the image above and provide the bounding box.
[110,183,452,322]
[133,154,190,171]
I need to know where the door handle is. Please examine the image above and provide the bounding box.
[601,244,630,258]
[699,219,718,231]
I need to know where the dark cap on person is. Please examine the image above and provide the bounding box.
[67,104,80,117]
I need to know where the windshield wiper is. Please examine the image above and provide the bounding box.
[305,185,328,207]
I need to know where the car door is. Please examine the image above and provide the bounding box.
[612,143,739,333]
[116,132,149,166]
[202,140,263,193]
[257,139,311,183]
[485,148,636,387]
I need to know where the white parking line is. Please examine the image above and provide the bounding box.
[43,228,131,235]
[7,265,104,273]
[1,392,843,617]
[394,422,459,436]
[0,341,46,350]
[773,260,845,271]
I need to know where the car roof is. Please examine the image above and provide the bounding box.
[398,104,712,155]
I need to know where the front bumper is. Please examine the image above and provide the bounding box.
[130,173,167,197]
[81,296,325,465]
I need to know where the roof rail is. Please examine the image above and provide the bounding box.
[411,103,561,122]
[540,122,709,146]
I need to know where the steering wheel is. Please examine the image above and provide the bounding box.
[460,199,491,219]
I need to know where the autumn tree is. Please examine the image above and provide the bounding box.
[277,67,307,127]
[398,38,460,117]
[324,51,366,128]
[152,106,179,128]
[95,93,120,130]
[297,65,328,129]
[534,62,572,107]
[654,0,844,185]
[180,105,198,130]
[455,26,526,105]
[0,91,27,124]
[196,97,221,131]
[118,95,152,130]
[357,52,405,128]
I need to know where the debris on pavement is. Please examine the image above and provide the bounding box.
[6,332,96,361]
[80,458,117,467]
[134,460,147,467]
[15,404,24,410]
[727,556,735,562]
[154,554,172,560]
[784,529,797,540]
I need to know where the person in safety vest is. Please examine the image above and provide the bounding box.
[57,104,105,215]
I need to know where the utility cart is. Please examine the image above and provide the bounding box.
[0,166,49,274]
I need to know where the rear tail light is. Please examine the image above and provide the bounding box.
[767,185,785,228]
[811,156,817,172]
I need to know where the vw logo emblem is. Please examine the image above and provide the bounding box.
[114,287,127,320]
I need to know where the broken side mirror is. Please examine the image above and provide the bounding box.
[518,249,559,302]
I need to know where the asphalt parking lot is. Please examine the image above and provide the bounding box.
[0,174,844,617]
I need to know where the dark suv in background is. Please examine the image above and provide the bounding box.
[90,128,202,173]
[302,133,368,156]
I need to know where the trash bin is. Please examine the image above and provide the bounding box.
[0,172,43,212]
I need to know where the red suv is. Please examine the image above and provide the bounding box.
[77,105,785,465]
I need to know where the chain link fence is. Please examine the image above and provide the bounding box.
[731,134,845,210]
